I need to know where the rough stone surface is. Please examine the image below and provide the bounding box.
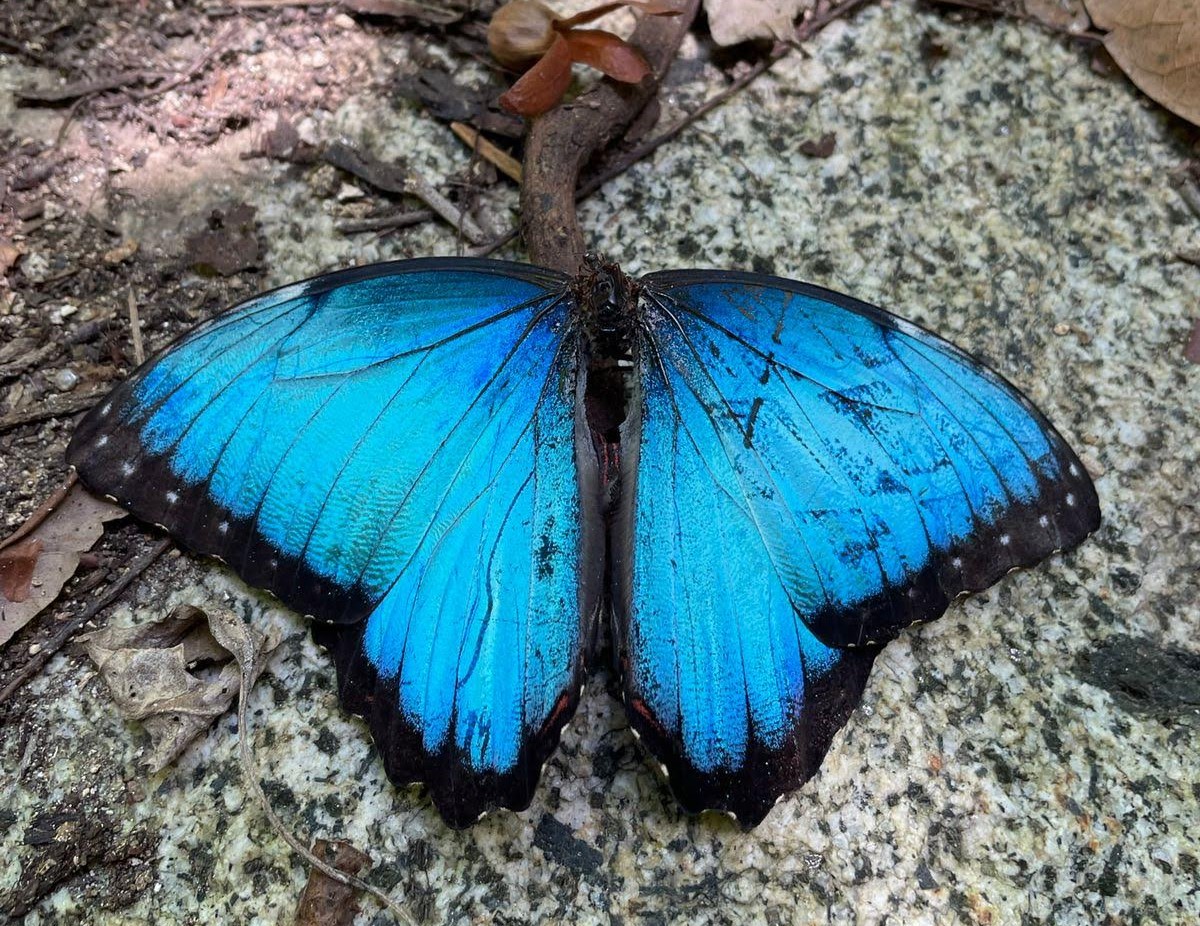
[2,3,1198,924]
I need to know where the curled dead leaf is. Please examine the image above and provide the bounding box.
[0,538,44,603]
[704,0,812,45]
[500,32,577,116]
[83,604,278,771]
[1085,0,1200,127]
[0,483,126,649]
[564,29,652,82]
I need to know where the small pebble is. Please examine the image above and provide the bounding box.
[48,303,79,324]
[103,239,139,264]
[52,368,79,391]
[20,252,50,282]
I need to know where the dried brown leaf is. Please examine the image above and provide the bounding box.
[186,204,261,277]
[294,839,373,926]
[799,131,837,157]
[83,604,278,772]
[259,115,302,159]
[704,0,812,45]
[564,29,652,82]
[1085,0,1200,126]
[500,32,575,115]
[0,485,126,649]
[0,539,43,603]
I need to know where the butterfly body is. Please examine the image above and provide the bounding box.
[68,256,1099,827]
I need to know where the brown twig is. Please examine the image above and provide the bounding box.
[0,473,78,553]
[0,538,171,708]
[16,70,160,104]
[226,625,418,925]
[335,209,434,234]
[519,0,702,273]
[53,94,87,150]
[127,289,145,366]
[323,142,485,244]
[450,122,523,183]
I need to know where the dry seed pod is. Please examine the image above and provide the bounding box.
[488,0,559,68]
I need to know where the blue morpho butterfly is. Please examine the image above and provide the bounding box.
[67,255,1100,828]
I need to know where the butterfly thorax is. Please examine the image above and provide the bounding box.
[575,254,639,364]
[576,255,639,492]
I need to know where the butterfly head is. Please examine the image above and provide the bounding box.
[578,253,638,361]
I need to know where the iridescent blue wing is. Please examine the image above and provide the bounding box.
[68,259,602,827]
[617,270,1099,823]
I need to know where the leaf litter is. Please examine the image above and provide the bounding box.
[294,839,375,926]
[0,481,126,649]
[704,0,815,45]
[1085,0,1200,128]
[82,603,279,772]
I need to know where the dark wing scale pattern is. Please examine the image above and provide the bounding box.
[614,270,1099,825]
[68,259,602,825]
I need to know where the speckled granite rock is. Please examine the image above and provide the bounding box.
[3,3,1199,924]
